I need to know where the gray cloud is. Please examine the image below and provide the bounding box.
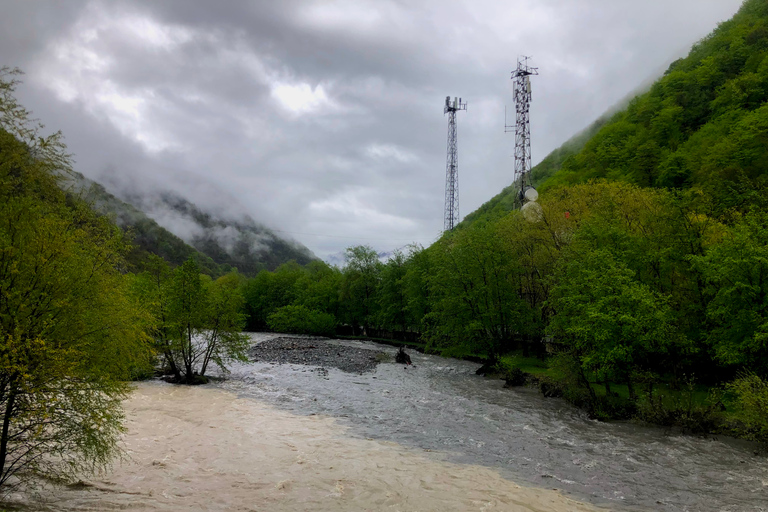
[0,0,744,259]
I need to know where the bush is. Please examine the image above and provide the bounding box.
[267,305,337,336]
[636,380,725,433]
[727,372,768,445]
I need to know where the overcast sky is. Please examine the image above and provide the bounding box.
[0,0,744,260]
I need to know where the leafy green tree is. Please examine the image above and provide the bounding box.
[378,249,410,333]
[267,305,336,336]
[242,261,306,330]
[0,68,150,489]
[426,223,530,359]
[199,272,249,376]
[292,260,342,318]
[695,211,768,375]
[727,371,768,444]
[547,248,682,399]
[340,246,382,335]
[159,258,248,383]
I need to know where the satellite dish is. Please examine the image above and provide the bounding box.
[521,201,543,222]
[523,187,538,202]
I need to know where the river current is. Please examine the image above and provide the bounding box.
[217,333,768,512]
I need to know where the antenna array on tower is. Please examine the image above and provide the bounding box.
[506,56,538,208]
[443,96,467,231]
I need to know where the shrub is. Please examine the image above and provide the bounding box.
[727,372,768,445]
[267,305,337,336]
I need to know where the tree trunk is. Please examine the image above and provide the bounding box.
[627,376,636,401]
[0,386,17,483]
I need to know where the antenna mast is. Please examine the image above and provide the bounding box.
[444,96,467,231]
[506,56,538,207]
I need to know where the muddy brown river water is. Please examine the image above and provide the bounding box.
[10,333,768,511]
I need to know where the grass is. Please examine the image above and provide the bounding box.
[497,351,555,378]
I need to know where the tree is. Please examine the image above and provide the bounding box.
[426,222,531,359]
[199,272,249,376]
[378,249,410,333]
[340,246,382,335]
[547,248,681,399]
[695,211,768,376]
[148,258,248,384]
[0,68,150,490]
[242,261,306,330]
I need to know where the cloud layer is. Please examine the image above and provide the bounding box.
[0,0,743,259]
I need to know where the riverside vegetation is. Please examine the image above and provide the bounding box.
[0,68,249,491]
[2,0,768,496]
[242,0,768,446]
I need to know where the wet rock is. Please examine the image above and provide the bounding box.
[539,381,564,398]
[503,368,527,387]
[395,347,412,365]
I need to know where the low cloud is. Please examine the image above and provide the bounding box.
[0,0,744,259]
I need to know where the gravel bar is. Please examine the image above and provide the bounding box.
[248,336,387,374]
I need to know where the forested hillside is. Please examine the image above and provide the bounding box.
[460,114,612,226]
[463,0,768,227]
[242,0,768,442]
[67,171,315,276]
[131,190,316,274]
[542,0,768,212]
[66,172,225,276]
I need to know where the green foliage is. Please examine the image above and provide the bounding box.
[339,246,383,334]
[538,0,768,216]
[0,68,151,489]
[267,305,336,337]
[548,248,678,398]
[694,210,768,374]
[242,261,308,330]
[425,221,533,358]
[727,371,768,444]
[636,380,726,433]
[135,257,248,383]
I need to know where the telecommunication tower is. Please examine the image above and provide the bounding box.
[444,95,467,231]
[506,56,539,209]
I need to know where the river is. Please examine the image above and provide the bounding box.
[217,334,768,511]
[11,333,768,511]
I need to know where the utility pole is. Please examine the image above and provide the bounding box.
[444,96,467,231]
[506,56,539,208]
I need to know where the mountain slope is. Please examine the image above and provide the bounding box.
[68,172,316,275]
[540,0,768,213]
[132,190,316,274]
[460,114,612,226]
[461,0,768,226]
[65,172,226,276]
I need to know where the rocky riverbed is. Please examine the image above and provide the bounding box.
[248,336,388,374]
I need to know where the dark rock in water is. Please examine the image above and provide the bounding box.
[503,368,527,387]
[539,380,564,398]
[475,360,495,375]
[395,346,412,365]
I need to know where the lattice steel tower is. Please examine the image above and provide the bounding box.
[506,56,538,206]
[443,96,466,231]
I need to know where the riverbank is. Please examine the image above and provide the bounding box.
[8,382,604,512]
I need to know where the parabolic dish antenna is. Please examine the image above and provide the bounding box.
[521,201,543,222]
[523,187,539,202]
